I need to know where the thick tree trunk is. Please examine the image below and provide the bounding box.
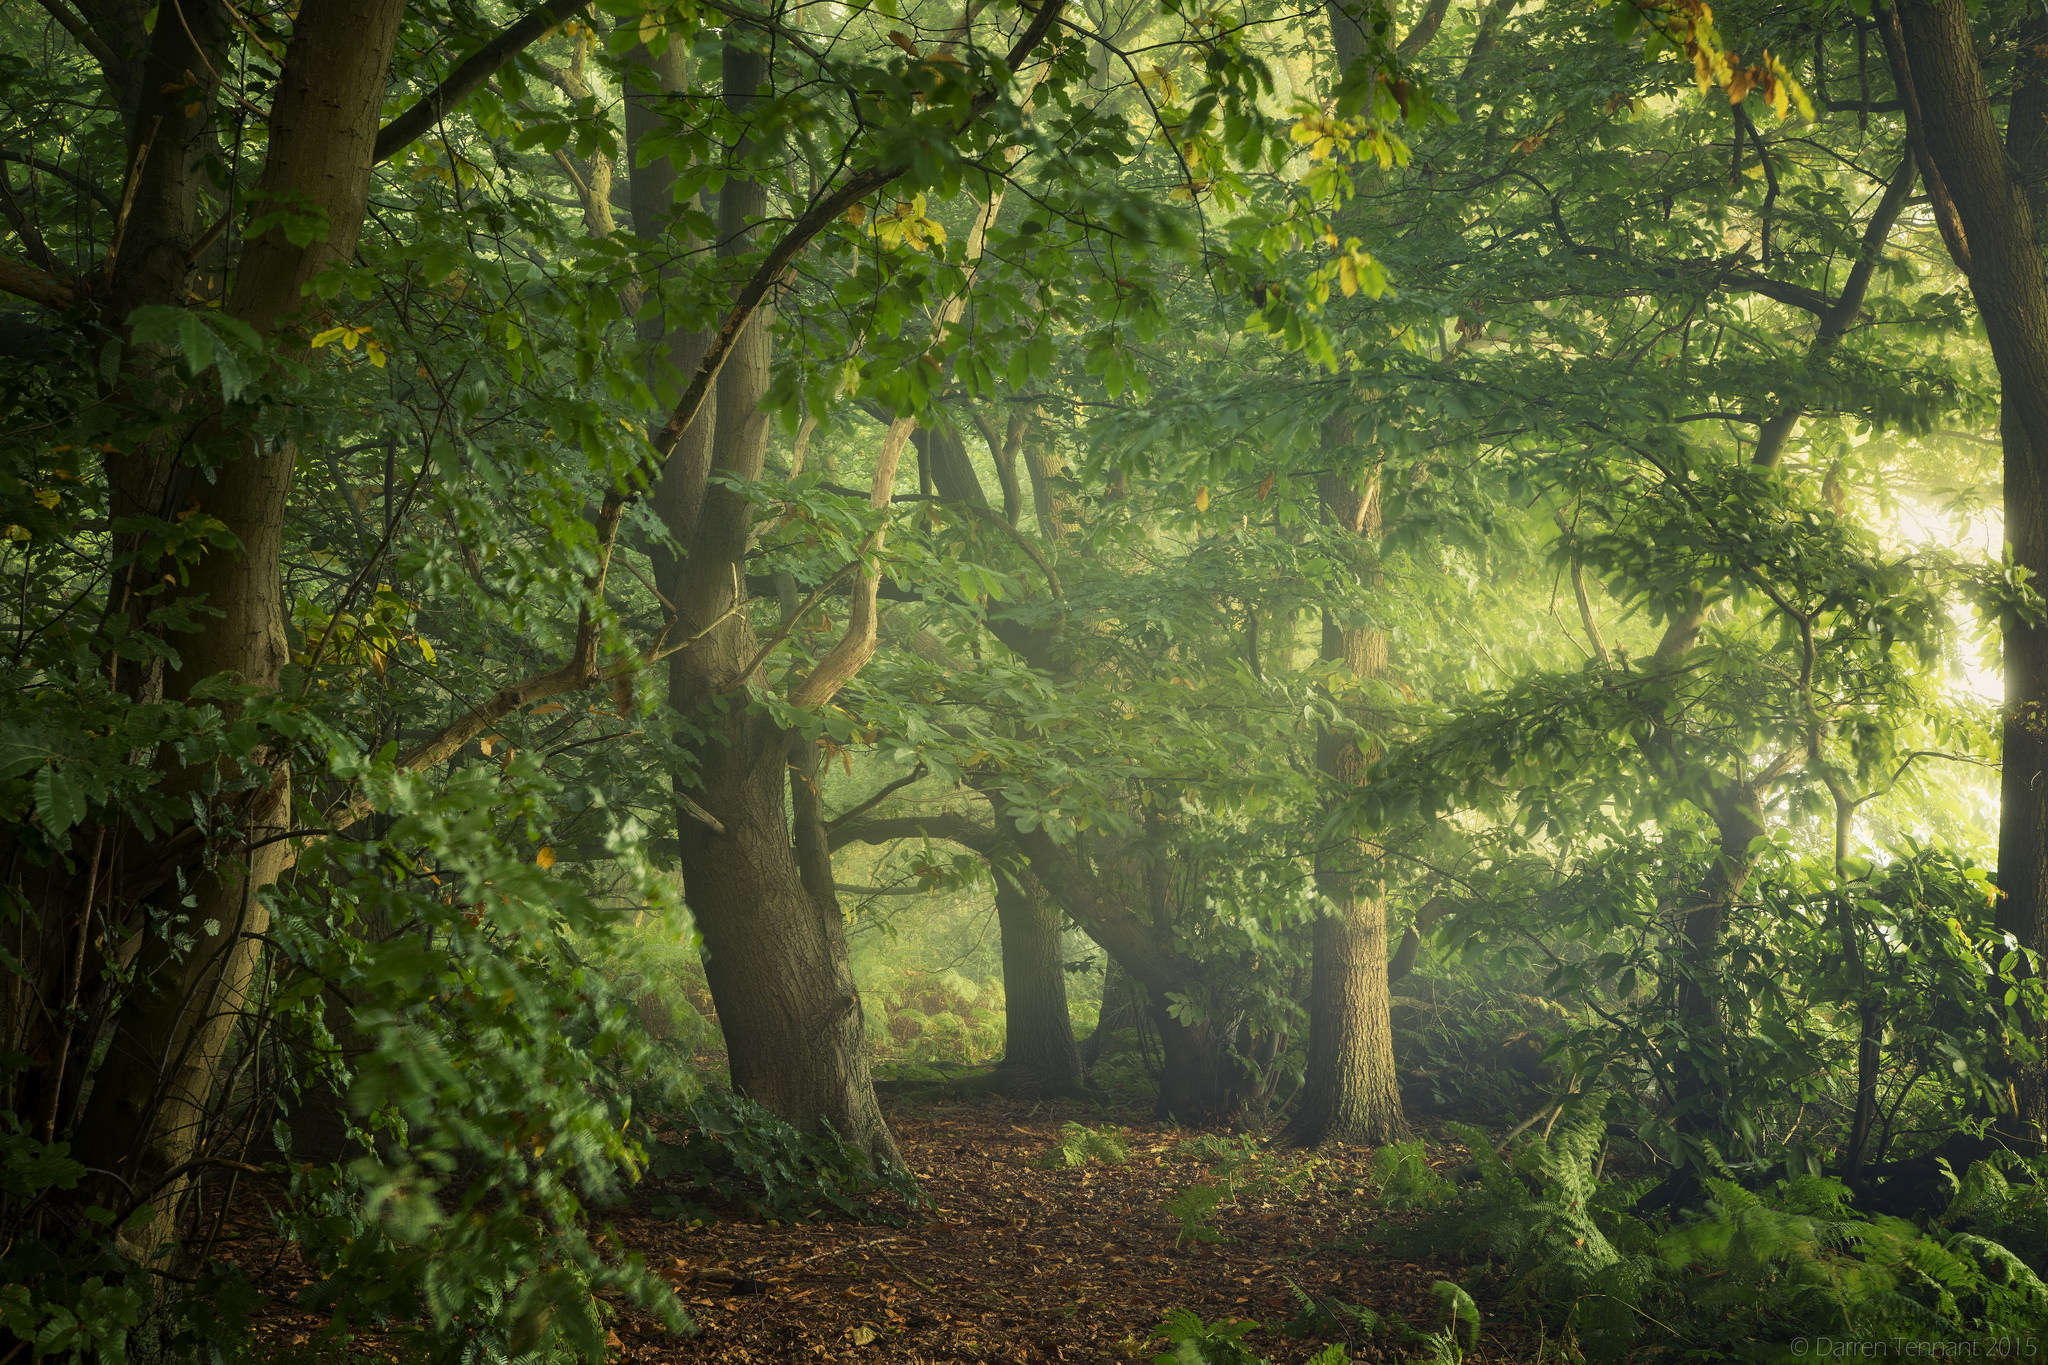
[1002,815,1253,1121]
[1898,0,2048,1150]
[994,866,1084,1097]
[664,34,896,1166]
[1996,402,2048,1149]
[1286,456,1405,1147]
[69,0,409,1261]
[70,780,291,1261]
[679,710,896,1162]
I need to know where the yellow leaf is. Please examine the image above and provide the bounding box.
[34,489,59,509]
[1194,485,1210,513]
[480,735,499,756]
[536,846,557,869]
[308,326,349,349]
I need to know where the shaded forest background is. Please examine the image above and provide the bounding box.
[6,0,2048,1360]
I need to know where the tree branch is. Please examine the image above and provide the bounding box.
[35,0,120,76]
[823,763,930,834]
[1,150,117,214]
[0,256,75,310]
[827,811,999,854]
[372,0,585,164]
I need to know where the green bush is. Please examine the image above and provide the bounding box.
[646,1089,923,1226]
[1377,1094,2048,1363]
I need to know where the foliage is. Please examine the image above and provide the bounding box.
[0,0,2038,1352]
[1376,1098,2048,1362]
[646,1090,924,1227]
[1165,1183,1230,1246]
[0,1109,147,1365]
[1368,1139,1455,1212]
[1279,1280,1385,1348]
[1039,1121,1130,1169]
[1151,1308,1352,1365]
[868,967,1008,1071]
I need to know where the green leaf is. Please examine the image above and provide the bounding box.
[33,763,86,838]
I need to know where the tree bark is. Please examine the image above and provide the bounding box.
[1897,0,2048,1150]
[1285,449,1406,1147]
[69,0,409,1262]
[994,864,1084,1096]
[1153,1011,1252,1126]
[662,33,897,1166]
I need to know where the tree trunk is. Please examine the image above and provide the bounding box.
[664,33,896,1166]
[1667,792,1765,1130]
[1153,1008,1253,1127]
[1897,0,2048,1150]
[1285,454,1406,1147]
[69,0,409,1261]
[1081,954,1144,1069]
[994,865,1084,1097]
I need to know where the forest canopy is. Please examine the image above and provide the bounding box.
[4,0,2048,1360]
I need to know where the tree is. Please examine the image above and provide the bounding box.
[1891,0,2048,1153]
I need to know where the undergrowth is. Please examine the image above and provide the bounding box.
[1370,1093,2048,1362]
[1040,1122,1130,1169]
[644,1090,923,1226]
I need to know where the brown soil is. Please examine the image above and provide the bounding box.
[234,1094,1538,1363]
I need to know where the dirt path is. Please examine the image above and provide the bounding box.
[598,1096,1536,1363]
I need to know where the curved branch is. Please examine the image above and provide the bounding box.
[34,0,121,77]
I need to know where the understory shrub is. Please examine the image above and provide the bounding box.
[1377,1094,2048,1362]
[645,1089,923,1225]
[866,968,1007,1072]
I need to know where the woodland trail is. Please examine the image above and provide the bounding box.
[234,1095,1536,1362]
[599,1096,1530,1364]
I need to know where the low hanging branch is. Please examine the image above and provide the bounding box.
[325,569,741,833]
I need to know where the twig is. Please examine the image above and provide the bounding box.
[878,1250,941,1295]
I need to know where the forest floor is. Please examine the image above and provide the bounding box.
[235,1092,1539,1363]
